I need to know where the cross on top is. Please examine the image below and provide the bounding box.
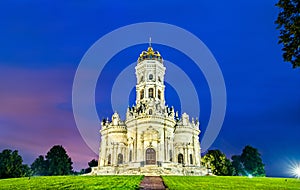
[149,37,152,47]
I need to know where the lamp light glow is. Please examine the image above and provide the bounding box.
[294,167,300,179]
[289,162,300,179]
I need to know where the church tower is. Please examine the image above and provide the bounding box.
[135,39,166,107]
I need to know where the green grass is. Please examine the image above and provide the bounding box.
[0,175,143,190]
[162,176,300,190]
[1,175,300,190]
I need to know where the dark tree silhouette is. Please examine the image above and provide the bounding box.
[45,145,73,175]
[231,155,244,176]
[84,159,98,174]
[0,149,30,178]
[31,155,48,176]
[88,159,98,168]
[231,145,265,176]
[240,145,265,176]
[275,0,300,68]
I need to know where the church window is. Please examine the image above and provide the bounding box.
[149,109,153,115]
[158,90,161,100]
[178,153,184,164]
[117,153,123,165]
[108,154,111,166]
[190,154,193,165]
[169,150,172,162]
[140,90,144,99]
[140,76,144,83]
[129,150,132,162]
[158,76,161,82]
[149,74,153,80]
[149,88,154,98]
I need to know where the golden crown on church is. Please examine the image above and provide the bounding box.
[138,40,163,64]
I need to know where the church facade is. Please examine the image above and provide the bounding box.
[92,44,206,175]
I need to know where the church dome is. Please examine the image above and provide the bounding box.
[138,45,163,64]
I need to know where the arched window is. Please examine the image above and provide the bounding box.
[140,89,144,99]
[178,153,184,164]
[190,154,193,165]
[158,76,161,82]
[129,150,132,162]
[149,74,153,80]
[149,109,153,115]
[117,153,123,165]
[158,90,161,100]
[108,154,111,166]
[149,88,154,98]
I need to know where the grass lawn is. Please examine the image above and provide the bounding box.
[1,175,300,189]
[0,175,143,190]
[162,176,300,190]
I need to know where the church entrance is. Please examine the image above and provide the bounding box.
[146,148,156,165]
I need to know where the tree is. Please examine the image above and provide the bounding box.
[202,149,234,176]
[240,145,265,176]
[0,149,30,178]
[83,159,98,174]
[31,155,48,176]
[21,164,32,177]
[231,155,244,176]
[45,145,73,175]
[88,159,98,168]
[231,145,265,177]
[275,0,300,68]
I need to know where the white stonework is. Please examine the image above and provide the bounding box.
[92,44,207,175]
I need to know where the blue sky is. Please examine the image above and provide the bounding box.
[0,1,299,177]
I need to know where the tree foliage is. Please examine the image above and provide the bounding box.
[0,149,30,179]
[231,145,265,176]
[240,145,265,176]
[82,159,98,174]
[45,145,73,175]
[202,149,234,176]
[88,159,98,168]
[31,155,48,176]
[231,155,244,176]
[275,0,300,68]
[31,145,73,176]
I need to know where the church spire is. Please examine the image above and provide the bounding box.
[149,37,152,47]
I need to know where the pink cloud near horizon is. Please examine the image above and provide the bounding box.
[0,65,98,170]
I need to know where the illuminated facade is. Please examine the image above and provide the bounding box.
[92,44,206,175]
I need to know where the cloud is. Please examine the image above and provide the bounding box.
[0,65,97,170]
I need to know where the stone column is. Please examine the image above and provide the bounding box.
[99,135,106,167]
[111,144,115,166]
[142,138,144,163]
[186,146,189,166]
[137,133,142,162]
[116,144,120,165]
[164,126,167,162]
[194,135,201,166]
[135,127,138,161]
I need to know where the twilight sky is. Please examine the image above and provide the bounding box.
[0,1,299,177]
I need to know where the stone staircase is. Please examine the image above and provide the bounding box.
[90,165,207,176]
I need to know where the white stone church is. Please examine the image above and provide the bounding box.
[92,44,207,175]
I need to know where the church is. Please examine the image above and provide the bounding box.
[92,43,207,175]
